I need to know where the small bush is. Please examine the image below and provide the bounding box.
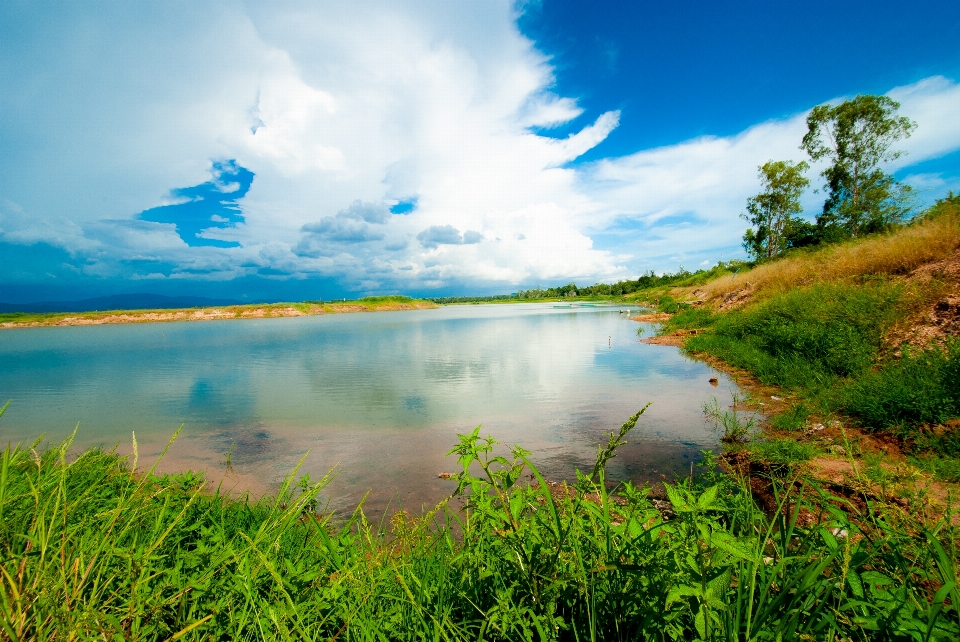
[747,439,818,468]
[770,403,810,432]
[843,339,960,431]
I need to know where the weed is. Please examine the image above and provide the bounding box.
[843,338,960,432]
[770,402,810,432]
[910,453,960,483]
[703,395,757,443]
[746,439,817,470]
[1,408,958,639]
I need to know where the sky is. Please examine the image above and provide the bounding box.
[1,0,959,303]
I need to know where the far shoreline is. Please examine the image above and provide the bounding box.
[1,297,638,330]
[0,297,439,330]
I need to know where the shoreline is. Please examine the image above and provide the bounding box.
[0,299,439,329]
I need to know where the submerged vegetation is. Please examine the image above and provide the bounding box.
[2,402,959,640]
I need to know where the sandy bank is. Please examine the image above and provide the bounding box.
[0,300,438,329]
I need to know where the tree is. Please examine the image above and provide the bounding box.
[801,94,916,237]
[741,160,810,260]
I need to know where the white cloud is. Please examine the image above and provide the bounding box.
[888,76,960,168]
[578,76,960,268]
[1,2,959,293]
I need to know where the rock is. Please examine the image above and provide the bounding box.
[708,377,719,386]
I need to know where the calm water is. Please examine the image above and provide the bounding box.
[0,303,738,512]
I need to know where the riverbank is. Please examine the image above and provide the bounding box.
[628,199,960,510]
[0,296,438,329]
[3,408,957,639]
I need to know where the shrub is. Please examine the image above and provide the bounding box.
[686,283,901,391]
[843,339,960,432]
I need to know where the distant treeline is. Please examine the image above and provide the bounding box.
[516,261,751,299]
[427,294,517,304]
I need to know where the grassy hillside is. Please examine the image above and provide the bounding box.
[635,197,960,483]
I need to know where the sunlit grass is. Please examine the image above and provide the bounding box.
[695,206,959,305]
[2,400,958,640]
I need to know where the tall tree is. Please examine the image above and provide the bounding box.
[741,160,810,260]
[801,94,915,237]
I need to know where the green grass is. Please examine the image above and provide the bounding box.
[746,439,818,470]
[910,453,960,483]
[676,283,960,444]
[769,403,811,432]
[685,283,902,386]
[2,401,958,640]
[843,339,960,434]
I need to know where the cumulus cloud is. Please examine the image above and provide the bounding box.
[418,225,465,249]
[578,75,960,269]
[295,200,393,256]
[1,1,959,295]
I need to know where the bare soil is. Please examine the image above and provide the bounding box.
[886,247,960,351]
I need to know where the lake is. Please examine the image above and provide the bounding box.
[0,303,738,513]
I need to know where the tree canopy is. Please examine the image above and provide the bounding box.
[741,160,810,260]
[801,94,915,237]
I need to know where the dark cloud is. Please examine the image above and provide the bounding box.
[295,200,395,257]
[417,225,484,248]
[417,225,463,248]
[301,218,385,243]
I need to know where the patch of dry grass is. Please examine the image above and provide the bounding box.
[693,207,960,306]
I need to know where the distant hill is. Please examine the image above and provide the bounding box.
[0,294,244,313]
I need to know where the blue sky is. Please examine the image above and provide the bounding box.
[1,0,959,303]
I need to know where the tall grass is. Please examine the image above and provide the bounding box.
[697,208,959,305]
[2,402,958,639]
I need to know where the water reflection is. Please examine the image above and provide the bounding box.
[0,303,739,512]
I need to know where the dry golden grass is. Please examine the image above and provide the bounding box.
[692,206,960,306]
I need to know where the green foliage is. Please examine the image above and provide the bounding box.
[428,294,517,304]
[910,453,960,483]
[360,295,413,303]
[703,396,757,443]
[770,402,810,432]
[686,283,902,390]
[746,439,817,469]
[742,160,810,260]
[2,420,957,640]
[515,261,752,301]
[802,94,917,237]
[662,307,717,332]
[842,338,960,432]
[915,191,960,223]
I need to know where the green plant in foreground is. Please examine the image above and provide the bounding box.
[703,395,757,443]
[1,401,958,640]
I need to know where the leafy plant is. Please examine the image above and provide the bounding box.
[703,396,757,443]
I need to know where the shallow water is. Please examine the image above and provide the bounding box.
[0,303,737,513]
